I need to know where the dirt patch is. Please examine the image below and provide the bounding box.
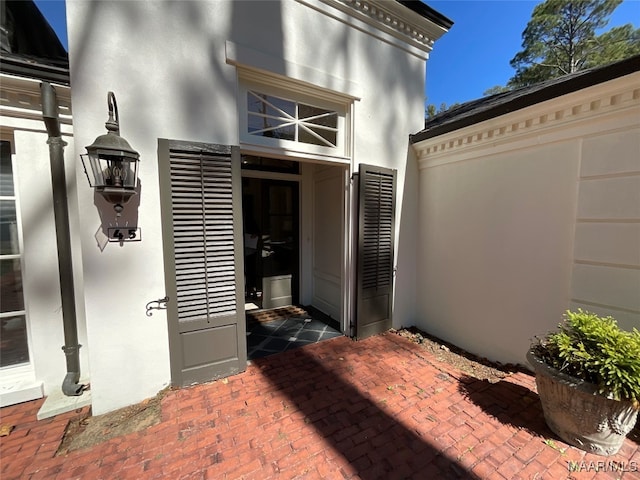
[392,326,523,383]
[393,327,640,443]
[56,387,169,455]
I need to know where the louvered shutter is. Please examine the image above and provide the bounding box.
[355,164,396,339]
[159,140,246,387]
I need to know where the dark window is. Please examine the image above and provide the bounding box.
[241,155,299,174]
[0,140,29,367]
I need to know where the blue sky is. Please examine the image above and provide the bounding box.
[427,0,639,106]
[36,0,639,108]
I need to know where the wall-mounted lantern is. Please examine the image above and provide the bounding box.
[81,92,140,216]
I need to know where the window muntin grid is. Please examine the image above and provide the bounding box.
[247,91,338,148]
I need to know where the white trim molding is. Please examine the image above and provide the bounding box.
[0,74,72,127]
[297,0,448,59]
[339,0,447,48]
[235,69,353,162]
[226,41,362,101]
[413,73,640,169]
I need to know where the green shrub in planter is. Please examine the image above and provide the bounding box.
[531,309,640,408]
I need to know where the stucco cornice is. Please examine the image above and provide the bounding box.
[299,0,449,57]
[339,0,448,49]
[413,73,640,169]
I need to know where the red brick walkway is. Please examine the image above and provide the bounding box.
[1,333,639,479]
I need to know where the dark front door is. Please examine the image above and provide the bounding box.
[355,164,396,339]
[159,140,247,387]
[242,177,299,309]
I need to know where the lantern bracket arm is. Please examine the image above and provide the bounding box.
[106,91,120,135]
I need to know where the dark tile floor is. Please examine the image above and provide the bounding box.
[246,306,342,360]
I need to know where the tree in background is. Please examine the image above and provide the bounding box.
[483,85,512,96]
[508,0,639,88]
[425,101,461,119]
[425,0,639,118]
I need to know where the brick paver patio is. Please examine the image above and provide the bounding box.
[1,332,639,479]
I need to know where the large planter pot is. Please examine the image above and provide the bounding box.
[527,349,638,456]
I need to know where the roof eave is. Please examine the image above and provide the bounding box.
[316,0,452,55]
[0,54,70,85]
[396,1,453,30]
[411,55,640,144]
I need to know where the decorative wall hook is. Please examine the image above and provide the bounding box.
[146,296,169,316]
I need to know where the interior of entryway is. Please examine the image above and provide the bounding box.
[242,174,299,310]
[240,154,347,359]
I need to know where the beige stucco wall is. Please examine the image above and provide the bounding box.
[413,71,640,366]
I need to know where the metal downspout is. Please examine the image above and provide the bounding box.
[40,82,84,396]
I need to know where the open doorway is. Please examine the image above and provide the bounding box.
[241,155,346,359]
[242,177,299,309]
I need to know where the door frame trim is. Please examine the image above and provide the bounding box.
[239,151,353,333]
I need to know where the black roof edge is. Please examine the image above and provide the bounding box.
[0,54,70,85]
[411,54,640,144]
[396,1,454,30]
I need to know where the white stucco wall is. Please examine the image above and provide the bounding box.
[413,71,640,366]
[570,127,640,331]
[67,0,438,413]
[1,76,89,401]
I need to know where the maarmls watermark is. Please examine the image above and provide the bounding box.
[568,460,638,472]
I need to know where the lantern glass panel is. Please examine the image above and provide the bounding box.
[84,151,139,189]
[100,154,137,188]
[122,154,139,189]
[81,152,105,188]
